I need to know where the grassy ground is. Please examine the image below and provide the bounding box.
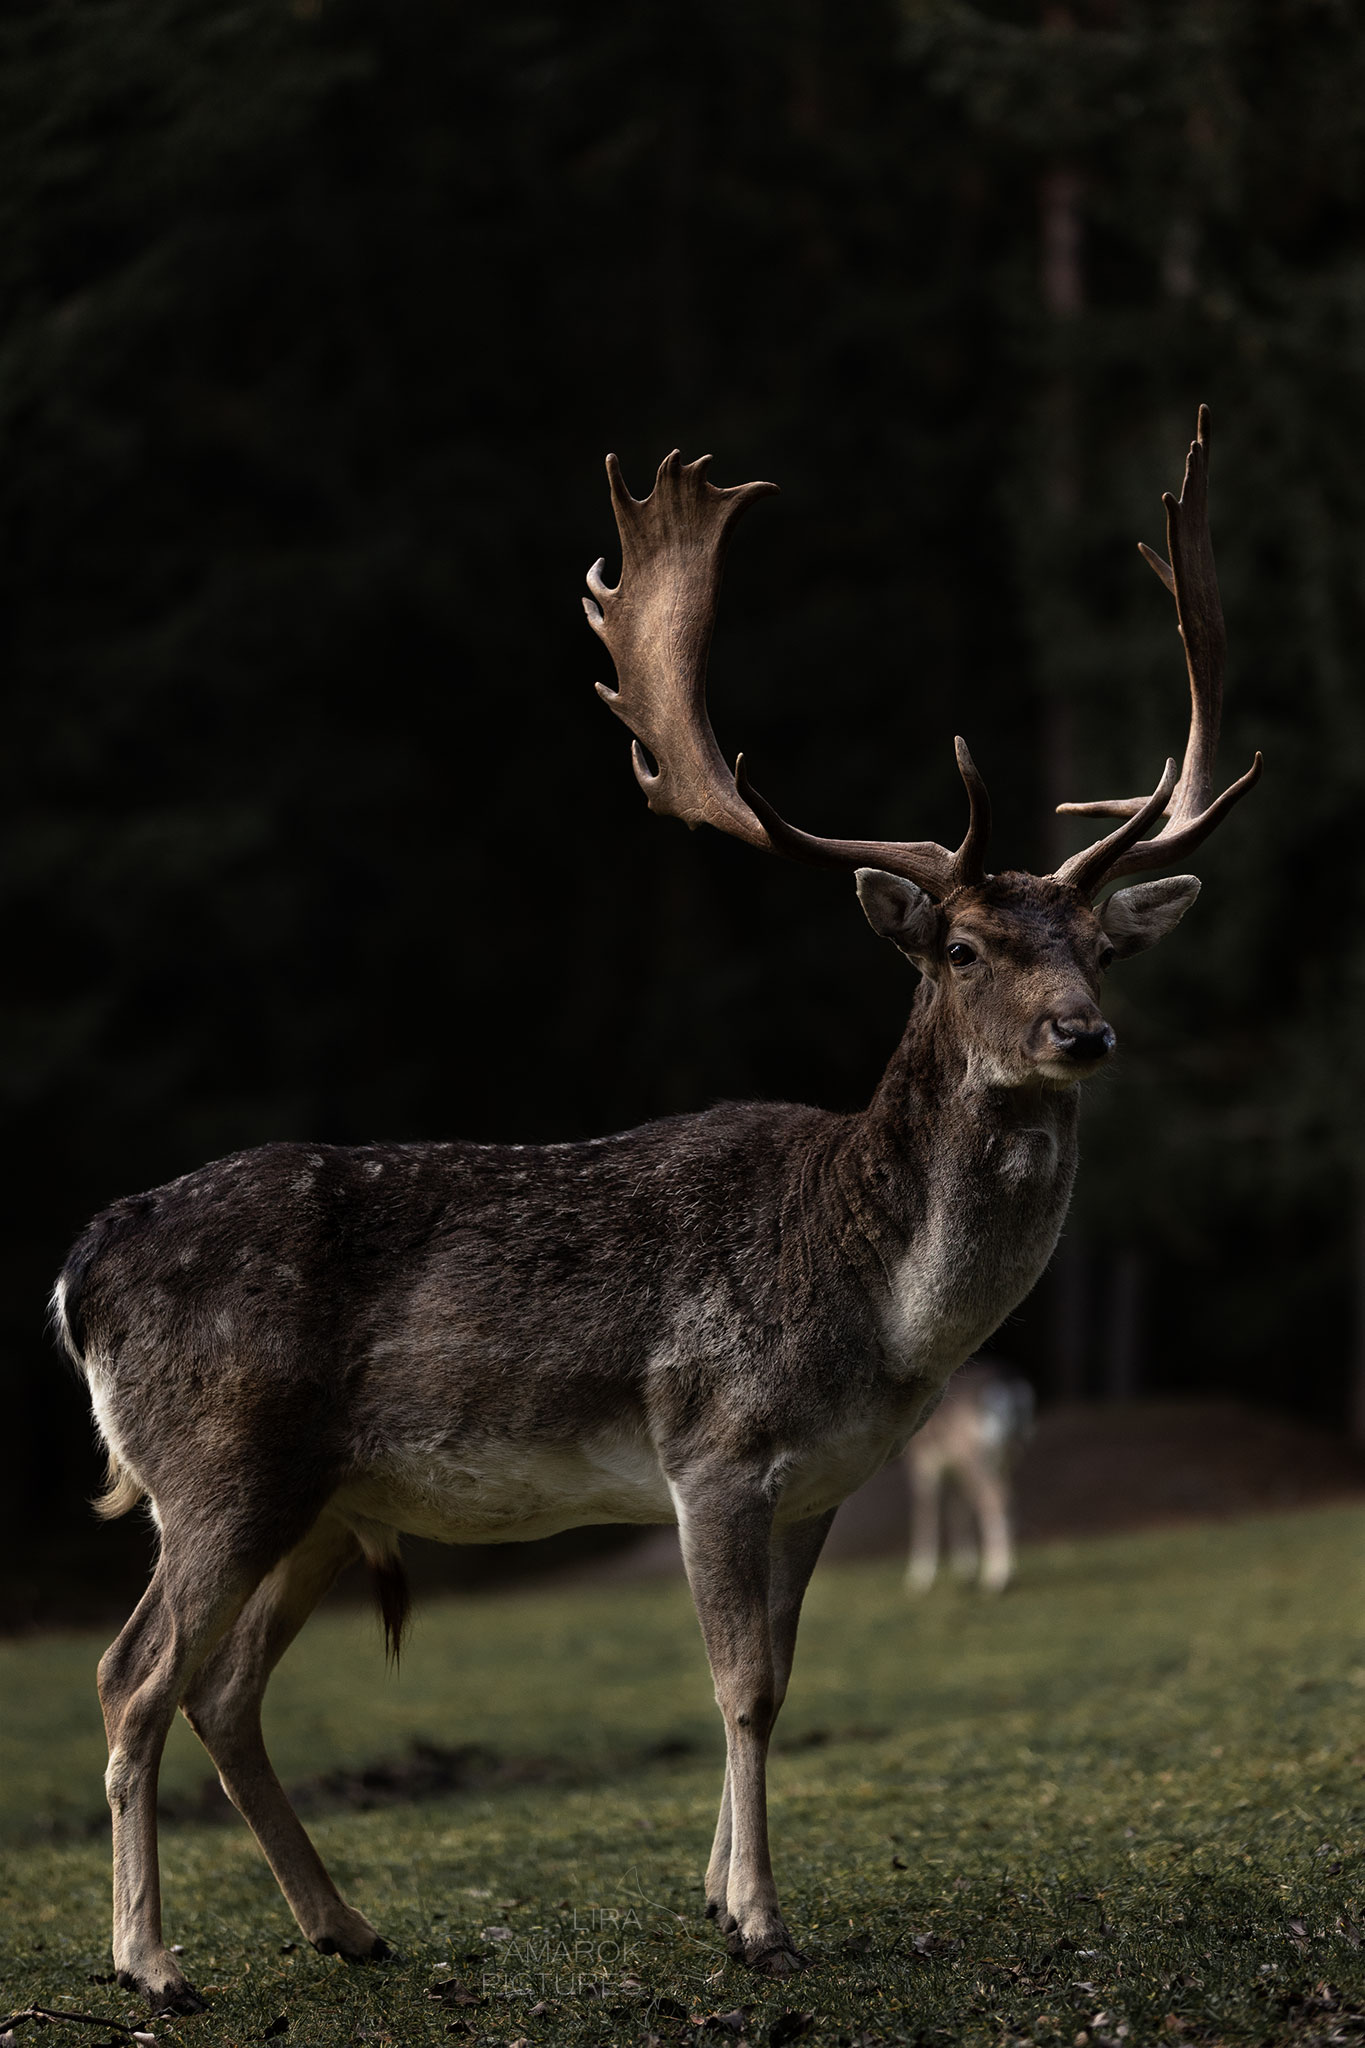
[5,1508,1365,2047]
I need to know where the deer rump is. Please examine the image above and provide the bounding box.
[57,1116,970,1600]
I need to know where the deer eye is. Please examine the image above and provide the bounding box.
[946,942,977,967]
[1098,944,1115,971]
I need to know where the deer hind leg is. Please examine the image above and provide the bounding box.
[98,1529,258,2013]
[179,1511,389,1963]
[677,1473,811,1979]
[703,1509,835,1935]
[945,1478,981,1581]
[962,1460,1013,1592]
[904,1455,943,1594]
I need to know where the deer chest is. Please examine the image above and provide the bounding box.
[880,1124,1074,1384]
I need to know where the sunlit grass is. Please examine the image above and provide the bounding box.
[5,1508,1365,2044]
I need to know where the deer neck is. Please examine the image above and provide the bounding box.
[840,978,1080,1383]
[865,977,1080,1150]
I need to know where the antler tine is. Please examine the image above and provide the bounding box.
[1051,405,1262,895]
[1053,755,1179,897]
[952,736,992,887]
[734,735,990,895]
[585,454,992,901]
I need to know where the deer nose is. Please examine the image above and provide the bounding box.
[1046,1008,1116,1064]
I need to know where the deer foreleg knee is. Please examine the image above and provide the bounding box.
[715,1682,775,1741]
[104,1745,137,1812]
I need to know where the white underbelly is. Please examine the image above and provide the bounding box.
[333,1397,930,1548]
[333,1427,676,1544]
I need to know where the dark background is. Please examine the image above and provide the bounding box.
[5,0,1365,1619]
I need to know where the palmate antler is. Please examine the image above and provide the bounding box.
[1051,405,1262,895]
[583,452,990,899]
[583,414,1258,904]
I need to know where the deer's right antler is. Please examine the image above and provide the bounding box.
[1051,406,1263,897]
[584,452,991,900]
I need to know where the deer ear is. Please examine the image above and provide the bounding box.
[1099,875,1201,959]
[855,869,939,958]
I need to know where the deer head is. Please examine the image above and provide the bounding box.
[583,409,1260,1090]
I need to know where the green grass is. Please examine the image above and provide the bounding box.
[5,1507,1365,2046]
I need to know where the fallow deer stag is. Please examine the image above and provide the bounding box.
[57,407,1258,2010]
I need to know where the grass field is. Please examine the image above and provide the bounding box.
[5,1507,1365,2047]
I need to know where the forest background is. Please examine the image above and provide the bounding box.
[4,0,1364,1616]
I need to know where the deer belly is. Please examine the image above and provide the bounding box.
[332,1428,675,1544]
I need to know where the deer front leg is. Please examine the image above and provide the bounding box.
[904,1457,943,1594]
[705,1509,835,1931]
[674,1474,806,1978]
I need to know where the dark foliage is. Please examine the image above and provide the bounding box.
[4,0,1364,1598]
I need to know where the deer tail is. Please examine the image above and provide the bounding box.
[94,1450,146,1520]
[52,1263,149,1521]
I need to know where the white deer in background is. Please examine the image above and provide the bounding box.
[56,409,1258,2009]
[903,1358,1035,1594]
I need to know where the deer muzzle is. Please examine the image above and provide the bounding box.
[1044,1008,1116,1066]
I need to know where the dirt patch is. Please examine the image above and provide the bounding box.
[821,1398,1365,1565]
[16,1732,706,1841]
[1014,1398,1365,1539]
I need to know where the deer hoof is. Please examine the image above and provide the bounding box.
[117,1965,207,2015]
[746,1941,809,1978]
[312,1932,391,1963]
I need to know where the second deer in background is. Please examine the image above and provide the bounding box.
[904,1360,1035,1594]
